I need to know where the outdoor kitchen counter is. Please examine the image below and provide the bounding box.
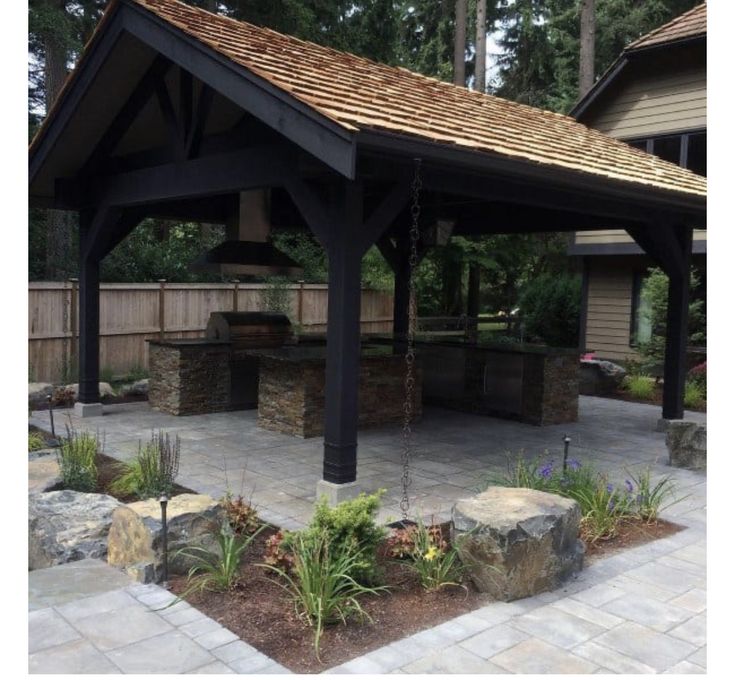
[244,344,422,438]
[367,335,578,426]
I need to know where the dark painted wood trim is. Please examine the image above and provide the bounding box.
[120,0,356,178]
[570,57,629,120]
[579,258,590,352]
[356,136,705,221]
[29,8,126,184]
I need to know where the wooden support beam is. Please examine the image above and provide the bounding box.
[155,78,180,154]
[662,225,693,420]
[81,54,172,179]
[186,85,214,159]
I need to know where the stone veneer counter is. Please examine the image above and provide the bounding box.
[148,339,231,416]
[246,345,422,438]
[411,339,579,426]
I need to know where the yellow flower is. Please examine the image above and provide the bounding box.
[424,546,439,561]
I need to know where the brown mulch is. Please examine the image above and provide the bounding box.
[168,515,684,673]
[584,517,683,561]
[29,392,148,412]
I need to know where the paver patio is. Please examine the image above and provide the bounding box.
[29,396,706,673]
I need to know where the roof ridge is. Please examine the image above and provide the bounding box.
[626,1,706,51]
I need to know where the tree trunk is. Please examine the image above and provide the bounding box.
[579,0,596,96]
[44,0,73,281]
[474,0,487,93]
[453,0,468,86]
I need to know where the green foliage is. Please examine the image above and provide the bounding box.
[176,520,266,595]
[259,276,292,315]
[518,272,581,347]
[28,431,46,452]
[683,381,705,409]
[637,267,706,366]
[100,220,227,283]
[406,517,463,591]
[57,426,99,492]
[109,431,180,499]
[272,231,327,282]
[262,532,388,660]
[99,366,115,384]
[626,467,684,523]
[623,375,656,401]
[572,483,633,544]
[126,365,149,382]
[303,492,387,584]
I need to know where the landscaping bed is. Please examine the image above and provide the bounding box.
[170,526,492,673]
[610,384,706,413]
[168,509,683,673]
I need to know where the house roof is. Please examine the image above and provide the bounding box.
[627,2,706,52]
[570,3,706,121]
[30,0,707,203]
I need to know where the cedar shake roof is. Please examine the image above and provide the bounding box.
[31,0,707,202]
[627,2,706,51]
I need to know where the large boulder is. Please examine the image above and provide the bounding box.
[29,382,54,402]
[579,359,626,396]
[29,490,123,570]
[120,379,149,397]
[63,382,116,399]
[451,487,584,602]
[666,421,706,471]
[107,494,226,583]
[28,457,62,494]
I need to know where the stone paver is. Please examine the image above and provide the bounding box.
[29,397,706,674]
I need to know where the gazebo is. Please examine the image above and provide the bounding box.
[29,0,706,494]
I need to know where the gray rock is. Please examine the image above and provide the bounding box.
[120,379,149,397]
[107,494,226,582]
[63,382,116,399]
[29,491,124,570]
[666,421,706,470]
[579,360,626,396]
[29,457,62,494]
[29,382,54,401]
[451,487,584,601]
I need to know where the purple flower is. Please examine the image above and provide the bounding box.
[539,461,554,479]
[568,459,581,471]
[625,480,634,493]
[606,483,614,494]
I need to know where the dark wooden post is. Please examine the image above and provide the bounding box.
[662,225,693,420]
[69,277,79,379]
[232,279,239,311]
[322,182,364,485]
[297,280,305,326]
[78,212,101,405]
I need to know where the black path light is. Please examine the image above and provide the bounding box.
[159,492,169,587]
[47,394,56,440]
[562,434,572,473]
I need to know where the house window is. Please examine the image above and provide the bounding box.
[625,131,706,176]
[687,132,706,176]
[630,271,652,347]
[652,135,682,165]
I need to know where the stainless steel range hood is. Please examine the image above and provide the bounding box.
[191,190,303,277]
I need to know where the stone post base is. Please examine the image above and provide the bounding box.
[74,402,103,418]
[315,480,361,506]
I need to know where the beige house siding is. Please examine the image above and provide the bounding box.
[584,65,706,138]
[584,259,639,362]
[574,228,706,248]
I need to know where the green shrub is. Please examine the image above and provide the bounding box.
[518,272,581,347]
[109,431,180,499]
[683,381,705,409]
[28,431,46,452]
[623,374,656,400]
[301,492,387,584]
[262,532,387,660]
[572,482,633,544]
[57,426,99,492]
[482,453,555,492]
[99,366,115,384]
[626,467,684,523]
[175,521,265,596]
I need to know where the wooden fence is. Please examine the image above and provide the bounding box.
[28,282,394,383]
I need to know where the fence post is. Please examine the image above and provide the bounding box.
[158,279,166,341]
[69,277,78,380]
[232,279,239,311]
[297,280,305,325]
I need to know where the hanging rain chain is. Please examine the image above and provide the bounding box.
[400,158,422,520]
